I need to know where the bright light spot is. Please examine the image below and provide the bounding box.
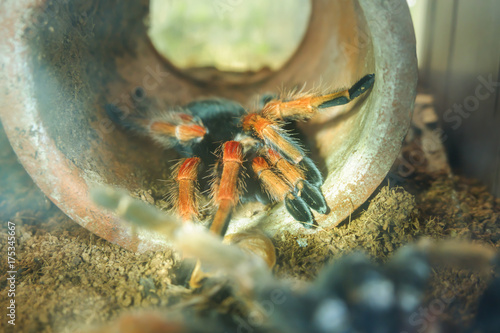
[149,0,311,72]
[407,0,418,7]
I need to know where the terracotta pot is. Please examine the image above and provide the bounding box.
[0,0,417,251]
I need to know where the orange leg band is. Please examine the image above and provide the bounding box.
[210,141,243,236]
[261,91,350,120]
[242,113,304,164]
[252,157,291,202]
[267,149,305,188]
[176,157,201,221]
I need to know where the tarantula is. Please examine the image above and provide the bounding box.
[105,74,375,238]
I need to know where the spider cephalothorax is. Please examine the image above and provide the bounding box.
[106,74,375,239]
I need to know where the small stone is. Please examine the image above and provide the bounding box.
[82,252,90,262]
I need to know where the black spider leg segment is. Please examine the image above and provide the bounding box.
[317,73,376,109]
[285,195,314,228]
[300,180,329,214]
[299,157,324,187]
[266,148,328,215]
[252,156,314,228]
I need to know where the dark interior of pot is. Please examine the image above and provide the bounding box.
[1,0,416,250]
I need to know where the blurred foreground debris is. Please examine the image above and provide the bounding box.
[90,189,499,333]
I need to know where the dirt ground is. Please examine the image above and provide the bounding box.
[1,109,499,333]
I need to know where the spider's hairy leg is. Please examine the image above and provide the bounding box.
[210,141,244,236]
[262,73,375,120]
[242,113,324,185]
[252,157,313,228]
[171,157,201,222]
[149,114,207,144]
[105,103,207,147]
[267,149,328,214]
[190,141,243,286]
[242,113,304,164]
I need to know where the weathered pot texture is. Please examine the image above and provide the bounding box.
[0,0,417,251]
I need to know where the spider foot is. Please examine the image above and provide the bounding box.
[267,149,328,216]
[252,156,325,229]
[284,194,314,228]
[317,73,376,109]
[300,180,329,215]
[298,156,324,187]
[349,73,376,100]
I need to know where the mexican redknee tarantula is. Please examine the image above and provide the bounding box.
[105,74,375,238]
